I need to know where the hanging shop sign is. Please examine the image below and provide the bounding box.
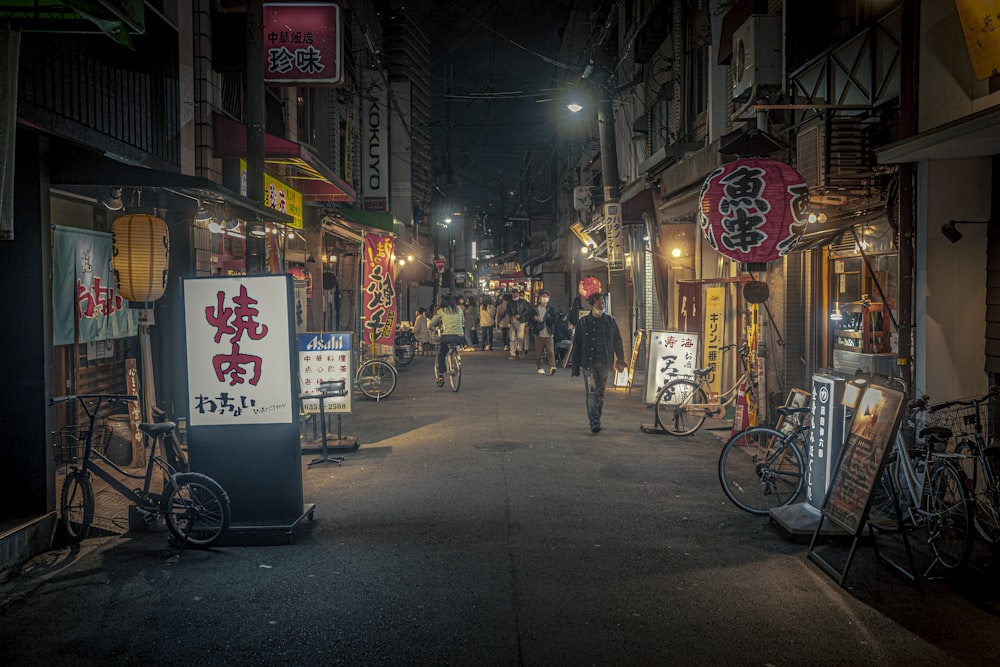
[605,202,625,271]
[703,287,725,398]
[362,232,398,346]
[698,158,809,263]
[262,3,343,85]
[52,226,138,345]
[239,160,303,229]
[361,67,389,212]
[955,0,1000,80]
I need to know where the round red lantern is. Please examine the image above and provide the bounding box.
[111,214,170,302]
[698,158,809,263]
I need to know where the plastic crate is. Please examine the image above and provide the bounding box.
[53,424,111,466]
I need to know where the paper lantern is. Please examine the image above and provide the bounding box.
[111,214,170,302]
[698,158,809,263]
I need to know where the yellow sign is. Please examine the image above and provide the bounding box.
[703,287,725,398]
[956,0,1000,80]
[239,160,304,229]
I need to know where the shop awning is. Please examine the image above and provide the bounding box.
[321,206,394,234]
[48,139,293,224]
[213,113,355,203]
[877,105,1000,163]
[620,188,655,225]
[521,253,552,277]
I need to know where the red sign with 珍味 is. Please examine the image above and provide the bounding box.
[263,3,343,85]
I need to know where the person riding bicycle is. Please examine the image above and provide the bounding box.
[428,295,465,387]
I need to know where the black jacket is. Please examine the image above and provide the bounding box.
[570,313,625,374]
[507,298,531,323]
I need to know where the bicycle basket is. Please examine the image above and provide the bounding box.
[53,424,111,465]
[923,394,996,452]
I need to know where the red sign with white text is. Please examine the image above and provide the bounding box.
[362,233,397,346]
[263,3,343,85]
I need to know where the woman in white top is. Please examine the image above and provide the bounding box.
[412,307,431,352]
[428,296,465,386]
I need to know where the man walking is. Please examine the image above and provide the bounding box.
[532,290,557,375]
[570,293,626,433]
[506,289,531,359]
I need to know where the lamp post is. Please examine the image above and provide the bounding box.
[569,78,629,350]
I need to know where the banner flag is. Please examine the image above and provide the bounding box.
[362,233,397,346]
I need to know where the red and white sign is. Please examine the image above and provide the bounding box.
[263,3,343,85]
[362,233,398,346]
[434,258,446,273]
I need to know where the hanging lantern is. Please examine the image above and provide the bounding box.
[698,158,809,263]
[111,214,170,302]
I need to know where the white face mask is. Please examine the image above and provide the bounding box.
[541,297,549,304]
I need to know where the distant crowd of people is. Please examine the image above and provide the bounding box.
[408,279,626,434]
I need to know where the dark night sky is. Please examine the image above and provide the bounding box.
[415,0,591,217]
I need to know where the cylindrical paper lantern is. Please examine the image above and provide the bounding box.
[111,214,170,302]
[698,158,809,263]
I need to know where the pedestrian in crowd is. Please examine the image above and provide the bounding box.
[496,293,511,351]
[532,290,558,375]
[479,296,496,351]
[413,307,430,353]
[461,297,477,351]
[570,292,626,433]
[428,295,465,387]
[506,288,531,359]
[553,311,572,366]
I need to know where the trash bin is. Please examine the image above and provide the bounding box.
[106,415,134,467]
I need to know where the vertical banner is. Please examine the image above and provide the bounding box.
[604,202,625,271]
[362,67,390,212]
[678,281,702,333]
[298,332,353,414]
[52,226,138,345]
[183,276,294,426]
[363,232,397,345]
[703,287,725,398]
[644,331,700,405]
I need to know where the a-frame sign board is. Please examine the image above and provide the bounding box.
[808,380,906,586]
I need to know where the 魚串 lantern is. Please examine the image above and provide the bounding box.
[699,158,809,263]
[111,214,170,302]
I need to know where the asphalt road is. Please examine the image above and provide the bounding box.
[2,349,1000,665]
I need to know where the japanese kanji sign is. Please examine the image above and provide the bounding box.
[362,233,398,346]
[298,332,352,414]
[703,287,725,398]
[263,3,343,85]
[643,330,700,405]
[604,202,625,272]
[184,276,294,426]
[699,158,809,263]
[52,226,138,345]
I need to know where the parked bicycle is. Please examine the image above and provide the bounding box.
[868,394,973,573]
[356,332,398,400]
[654,343,757,436]
[435,341,462,392]
[51,394,231,548]
[718,404,810,514]
[394,328,416,366]
[934,390,1000,545]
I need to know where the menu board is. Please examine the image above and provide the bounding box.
[298,332,353,414]
[644,331,700,405]
[821,382,905,535]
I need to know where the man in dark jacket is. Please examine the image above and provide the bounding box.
[570,292,626,433]
[506,288,532,359]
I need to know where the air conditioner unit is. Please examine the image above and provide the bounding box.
[732,14,782,103]
[795,115,870,199]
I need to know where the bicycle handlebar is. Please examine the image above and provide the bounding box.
[929,388,1000,413]
[49,394,137,406]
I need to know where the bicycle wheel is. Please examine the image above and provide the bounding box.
[357,359,397,400]
[447,349,461,392]
[925,462,973,571]
[395,343,415,366]
[654,379,708,436]
[718,427,805,514]
[955,444,1000,544]
[867,451,908,531]
[60,470,94,543]
[162,473,231,549]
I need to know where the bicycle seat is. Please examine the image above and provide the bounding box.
[777,405,810,417]
[692,367,712,378]
[139,422,176,438]
[919,426,952,443]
